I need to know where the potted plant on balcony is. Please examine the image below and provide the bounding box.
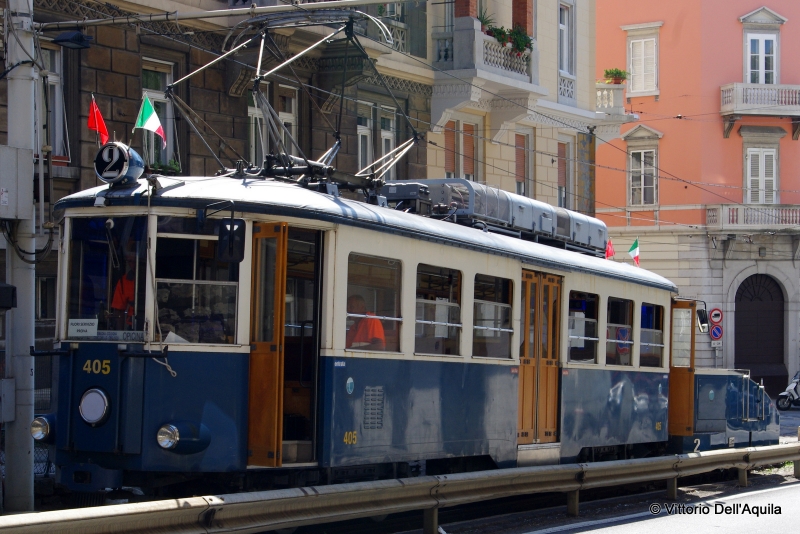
[509,25,533,57]
[603,68,627,84]
[486,25,509,46]
[477,6,495,32]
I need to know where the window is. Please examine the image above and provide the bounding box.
[622,22,662,97]
[40,44,68,159]
[640,303,664,367]
[568,291,598,362]
[37,276,57,320]
[357,103,372,171]
[381,109,396,181]
[155,217,239,344]
[558,4,573,75]
[416,264,461,355]
[278,85,298,156]
[444,119,478,181]
[67,217,147,341]
[747,34,776,84]
[347,254,401,352]
[746,148,776,204]
[630,149,657,205]
[473,274,513,358]
[606,297,633,366]
[247,92,266,166]
[515,132,531,196]
[141,60,175,166]
[629,39,656,93]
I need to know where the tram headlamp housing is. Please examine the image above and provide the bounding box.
[30,416,53,442]
[79,388,110,426]
[156,424,180,450]
[155,421,211,454]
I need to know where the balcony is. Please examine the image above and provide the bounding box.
[706,204,800,231]
[431,17,548,142]
[720,83,800,138]
[596,83,626,116]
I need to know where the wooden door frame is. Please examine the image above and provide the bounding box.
[668,299,696,436]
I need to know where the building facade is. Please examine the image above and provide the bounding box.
[596,1,800,396]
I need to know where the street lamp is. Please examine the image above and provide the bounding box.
[52,31,93,49]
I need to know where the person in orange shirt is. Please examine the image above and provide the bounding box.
[110,256,137,329]
[345,294,385,350]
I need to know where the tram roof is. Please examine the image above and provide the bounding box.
[56,176,678,293]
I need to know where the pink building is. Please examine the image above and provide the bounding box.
[596,1,800,395]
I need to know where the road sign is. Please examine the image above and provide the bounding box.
[711,340,722,348]
[710,324,723,340]
[709,308,723,324]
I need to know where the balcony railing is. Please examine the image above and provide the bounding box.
[596,83,625,115]
[431,18,537,85]
[706,204,800,230]
[720,83,800,116]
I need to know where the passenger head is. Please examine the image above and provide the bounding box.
[347,294,367,315]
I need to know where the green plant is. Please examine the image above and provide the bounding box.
[603,68,627,81]
[377,4,385,16]
[166,159,181,173]
[509,25,533,55]
[486,25,509,46]
[477,5,495,28]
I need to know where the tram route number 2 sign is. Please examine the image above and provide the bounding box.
[710,324,723,340]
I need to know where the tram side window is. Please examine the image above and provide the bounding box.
[416,264,461,355]
[67,217,147,341]
[640,303,664,367]
[346,254,401,352]
[155,222,239,344]
[568,291,598,362]
[473,274,513,358]
[606,297,634,366]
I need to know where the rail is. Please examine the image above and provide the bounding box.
[2,443,799,534]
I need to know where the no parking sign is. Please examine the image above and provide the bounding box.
[710,324,723,340]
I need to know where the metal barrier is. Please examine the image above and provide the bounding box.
[2,443,799,534]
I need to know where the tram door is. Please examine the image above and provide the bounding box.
[249,223,288,467]
[668,300,696,436]
[518,271,562,445]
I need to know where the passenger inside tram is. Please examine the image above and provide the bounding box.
[345,294,386,350]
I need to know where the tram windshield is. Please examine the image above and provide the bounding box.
[67,216,147,341]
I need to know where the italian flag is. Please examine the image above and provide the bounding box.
[628,238,640,267]
[133,95,166,148]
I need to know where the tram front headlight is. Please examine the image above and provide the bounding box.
[79,388,110,425]
[30,416,51,441]
[156,424,180,450]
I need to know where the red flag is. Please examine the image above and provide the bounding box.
[605,237,615,259]
[88,96,109,145]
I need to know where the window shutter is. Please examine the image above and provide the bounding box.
[764,149,775,204]
[558,143,567,187]
[445,120,456,174]
[463,123,475,177]
[748,148,761,203]
[515,134,526,183]
[644,39,656,91]
[630,40,643,92]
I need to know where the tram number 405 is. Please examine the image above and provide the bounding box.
[82,359,111,375]
[343,431,358,445]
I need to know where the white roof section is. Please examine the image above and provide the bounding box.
[57,176,679,293]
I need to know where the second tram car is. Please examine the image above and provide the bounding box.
[32,159,778,497]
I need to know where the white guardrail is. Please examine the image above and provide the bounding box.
[2,444,799,534]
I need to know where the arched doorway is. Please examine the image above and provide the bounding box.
[734,274,786,397]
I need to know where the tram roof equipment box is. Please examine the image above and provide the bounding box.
[386,179,607,256]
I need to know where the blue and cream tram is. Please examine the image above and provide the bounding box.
[33,150,779,496]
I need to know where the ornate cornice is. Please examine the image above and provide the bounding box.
[34,0,225,51]
[362,74,432,97]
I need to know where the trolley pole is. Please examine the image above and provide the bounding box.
[4,0,37,512]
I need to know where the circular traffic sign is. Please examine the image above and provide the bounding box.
[710,324,723,340]
[709,308,723,324]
